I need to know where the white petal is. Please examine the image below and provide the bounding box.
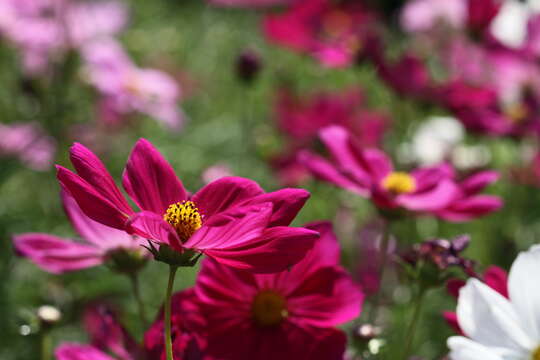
[508,245,540,341]
[490,0,529,48]
[448,336,502,360]
[457,279,534,352]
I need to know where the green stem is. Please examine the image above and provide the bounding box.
[402,288,427,360]
[368,220,391,324]
[164,266,178,360]
[129,273,148,328]
[40,329,51,360]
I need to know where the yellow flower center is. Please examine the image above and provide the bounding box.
[381,172,416,194]
[251,290,288,327]
[532,346,540,360]
[504,102,528,123]
[163,201,202,241]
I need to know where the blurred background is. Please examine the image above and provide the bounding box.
[2,0,540,359]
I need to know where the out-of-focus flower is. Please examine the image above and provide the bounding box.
[13,191,147,274]
[0,0,128,75]
[56,139,318,272]
[0,122,56,171]
[263,0,379,67]
[443,266,508,335]
[300,126,458,216]
[235,49,262,84]
[447,245,540,360]
[434,171,502,222]
[400,0,467,33]
[271,88,389,186]
[201,163,233,184]
[81,39,184,131]
[37,305,62,326]
[191,221,363,360]
[208,0,292,8]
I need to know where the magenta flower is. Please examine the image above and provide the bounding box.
[56,139,318,272]
[190,221,363,360]
[263,0,378,68]
[443,265,508,335]
[13,191,146,274]
[434,171,503,222]
[0,122,55,171]
[81,39,184,131]
[300,125,458,215]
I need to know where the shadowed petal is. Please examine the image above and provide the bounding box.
[460,171,500,194]
[126,211,181,251]
[436,195,502,222]
[55,344,115,360]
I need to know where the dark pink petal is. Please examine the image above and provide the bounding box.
[57,166,129,230]
[61,191,134,250]
[204,226,318,273]
[293,221,340,272]
[484,265,508,298]
[397,178,459,211]
[122,138,186,215]
[69,143,133,216]
[460,171,500,194]
[447,278,466,298]
[126,211,181,251]
[241,188,310,227]
[287,267,363,327]
[298,150,370,196]
[55,344,115,360]
[435,195,502,222]
[411,163,455,192]
[184,203,272,251]
[191,176,263,218]
[443,311,464,335]
[13,233,102,274]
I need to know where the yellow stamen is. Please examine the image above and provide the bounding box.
[252,290,288,327]
[163,201,202,241]
[533,346,540,360]
[381,172,416,194]
[504,102,528,123]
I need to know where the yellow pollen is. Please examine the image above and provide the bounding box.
[252,290,288,327]
[163,201,202,241]
[532,346,540,360]
[504,102,528,123]
[381,172,416,194]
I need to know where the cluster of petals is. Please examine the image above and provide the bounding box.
[271,88,389,186]
[263,0,379,68]
[0,122,56,171]
[13,191,146,274]
[146,221,363,360]
[299,125,502,220]
[447,245,540,360]
[56,138,319,273]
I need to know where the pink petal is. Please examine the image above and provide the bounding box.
[411,163,455,192]
[435,195,502,221]
[460,171,500,194]
[69,143,133,216]
[293,221,340,272]
[55,344,116,360]
[191,176,263,218]
[57,166,129,230]
[484,265,509,298]
[122,138,187,215]
[203,226,318,273]
[241,188,310,227]
[13,233,103,274]
[126,211,181,251]
[397,178,459,211]
[298,150,370,197]
[447,278,466,298]
[61,191,135,250]
[443,311,464,335]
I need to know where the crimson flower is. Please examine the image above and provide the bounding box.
[56,139,318,272]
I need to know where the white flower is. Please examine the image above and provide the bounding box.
[448,245,540,360]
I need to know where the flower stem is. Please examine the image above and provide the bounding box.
[129,272,148,328]
[164,266,178,360]
[402,288,427,360]
[40,329,51,360]
[368,220,391,324]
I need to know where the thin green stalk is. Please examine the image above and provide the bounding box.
[129,273,148,328]
[368,220,391,324]
[402,288,427,360]
[164,266,178,360]
[40,329,51,360]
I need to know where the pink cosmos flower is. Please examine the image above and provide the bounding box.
[443,265,508,335]
[299,125,459,215]
[263,0,378,68]
[56,139,318,273]
[0,122,56,171]
[190,221,363,360]
[81,39,184,131]
[434,171,503,222]
[271,88,389,186]
[400,0,467,33]
[13,191,146,274]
